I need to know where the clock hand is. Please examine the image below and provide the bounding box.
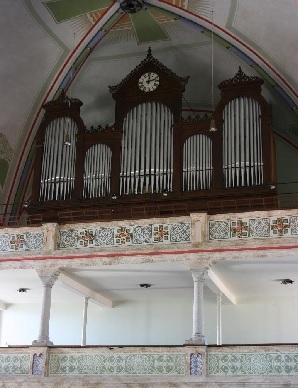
[148,77,158,83]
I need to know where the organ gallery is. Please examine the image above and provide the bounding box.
[27,49,276,223]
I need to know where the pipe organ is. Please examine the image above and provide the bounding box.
[28,50,276,222]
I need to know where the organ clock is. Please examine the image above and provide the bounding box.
[27,49,276,223]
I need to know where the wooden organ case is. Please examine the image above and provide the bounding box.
[28,50,276,223]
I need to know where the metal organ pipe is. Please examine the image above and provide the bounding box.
[140,103,146,192]
[83,144,112,198]
[120,102,173,195]
[150,102,156,191]
[154,102,160,193]
[39,117,77,201]
[145,102,151,192]
[183,135,212,191]
[223,97,263,187]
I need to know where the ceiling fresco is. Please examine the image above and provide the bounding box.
[0,0,297,214]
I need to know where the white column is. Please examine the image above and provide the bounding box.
[81,296,89,346]
[188,269,207,345]
[217,292,222,345]
[32,273,58,346]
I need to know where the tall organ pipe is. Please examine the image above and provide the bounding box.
[154,103,160,193]
[183,135,212,191]
[120,102,173,195]
[223,97,263,187]
[39,117,77,201]
[83,144,112,198]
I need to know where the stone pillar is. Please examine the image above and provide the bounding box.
[217,292,222,345]
[81,296,89,346]
[187,269,207,345]
[32,273,59,346]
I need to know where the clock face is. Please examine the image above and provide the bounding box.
[138,72,160,92]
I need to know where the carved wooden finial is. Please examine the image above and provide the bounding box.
[219,66,263,88]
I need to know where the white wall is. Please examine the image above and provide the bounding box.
[221,296,298,344]
[1,296,298,346]
[0,310,2,345]
[0,298,194,346]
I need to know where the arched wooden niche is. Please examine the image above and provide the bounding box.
[173,67,276,197]
[28,57,276,223]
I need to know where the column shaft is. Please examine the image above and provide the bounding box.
[217,292,222,345]
[32,274,58,346]
[81,297,89,346]
[187,270,207,345]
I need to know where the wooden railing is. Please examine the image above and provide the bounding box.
[2,193,298,227]
[57,203,188,224]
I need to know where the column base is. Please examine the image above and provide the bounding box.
[32,338,54,346]
[185,335,208,345]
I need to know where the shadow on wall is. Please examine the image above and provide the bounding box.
[0,132,13,188]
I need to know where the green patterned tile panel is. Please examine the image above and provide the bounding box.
[208,352,298,375]
[0,354,31,375]
[49,353,185,376]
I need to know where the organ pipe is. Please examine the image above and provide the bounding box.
[83,144,112,198]
[223,97,263,188]
[183,135,212,191]
[120,102,173,195]
[39,117,77,201]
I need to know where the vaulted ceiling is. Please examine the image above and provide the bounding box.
[0,0,297,212]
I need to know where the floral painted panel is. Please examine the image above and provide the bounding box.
[0,232,44,252]
[59,222,191,249]
[209,215,298,241]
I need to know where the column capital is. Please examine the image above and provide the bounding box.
[39,274,59,288]
[190,268,207,282]
[36,269,60,288]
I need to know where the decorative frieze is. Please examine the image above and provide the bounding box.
[209,215,298,241]
[0,232,44,252]
[208,352,298,375]
[49,353,185,376]
[58,222,191,249]
[0,354,31,375]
